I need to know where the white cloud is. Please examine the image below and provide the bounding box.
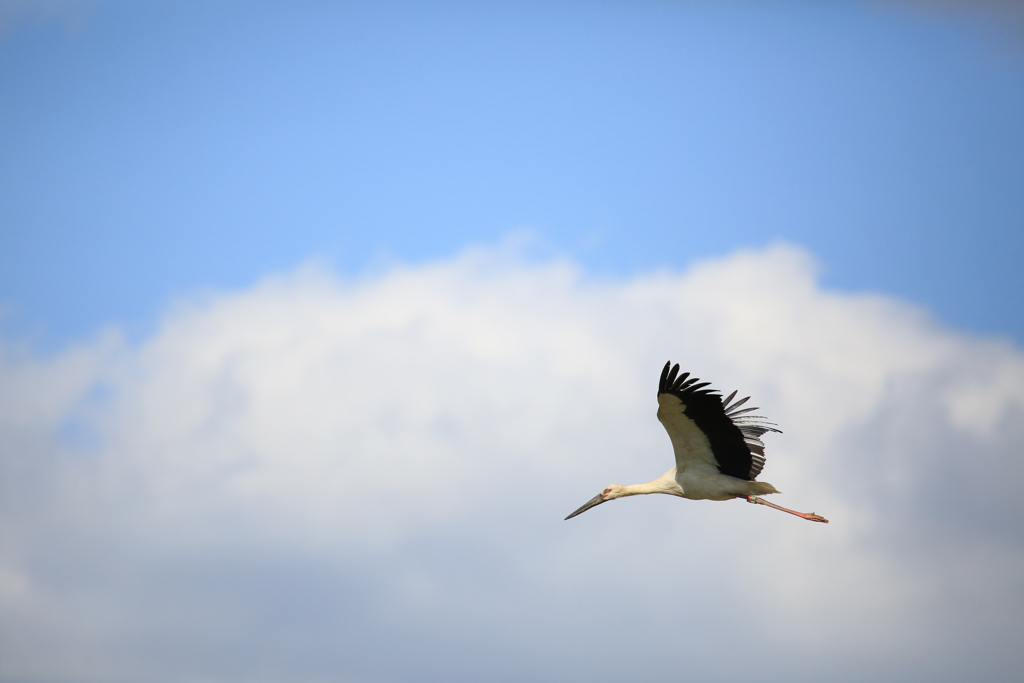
[1,241,1022,682]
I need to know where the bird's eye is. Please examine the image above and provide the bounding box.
[603,488,612,495]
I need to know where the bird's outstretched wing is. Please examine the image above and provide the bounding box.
[656,361,780,480]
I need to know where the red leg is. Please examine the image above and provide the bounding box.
[745,495,829,523]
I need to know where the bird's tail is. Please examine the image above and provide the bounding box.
[748,482,780,495]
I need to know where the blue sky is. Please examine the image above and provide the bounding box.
[2,0,1022,347]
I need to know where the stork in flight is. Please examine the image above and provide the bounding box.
[565,362,828,523]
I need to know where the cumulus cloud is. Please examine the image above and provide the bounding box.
[1,241,1022,683]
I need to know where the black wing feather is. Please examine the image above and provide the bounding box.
[725,405,760,418]
[659,362,674,393]
[657,361,781,481]
[723,395,750,414]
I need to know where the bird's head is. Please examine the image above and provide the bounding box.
[564,485,626,520]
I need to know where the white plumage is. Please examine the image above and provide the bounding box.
[564,361,828,523]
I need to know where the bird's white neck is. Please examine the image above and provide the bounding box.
[615,469,683,498]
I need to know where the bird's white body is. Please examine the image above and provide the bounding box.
[564,362,825,523]
[609,465,777,502]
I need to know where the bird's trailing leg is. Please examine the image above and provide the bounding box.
[745,496,828,523]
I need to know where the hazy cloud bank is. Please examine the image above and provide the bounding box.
[1,242,1022,682]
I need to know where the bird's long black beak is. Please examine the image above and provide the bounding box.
[564,493,607,520]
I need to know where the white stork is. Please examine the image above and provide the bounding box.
[565,361,828,523]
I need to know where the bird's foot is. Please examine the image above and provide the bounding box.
[745,495,829,523]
